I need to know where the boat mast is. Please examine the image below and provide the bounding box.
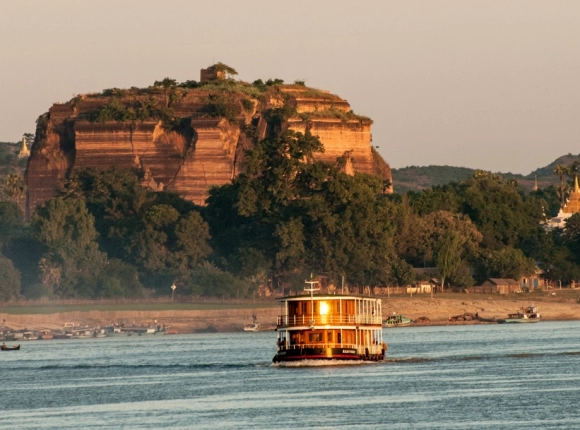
[304,276,320,327]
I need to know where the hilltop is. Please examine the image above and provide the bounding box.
[25,63,392,216]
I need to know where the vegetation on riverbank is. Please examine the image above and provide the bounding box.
[1,129,580,302]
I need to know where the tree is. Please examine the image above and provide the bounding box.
[96,259,143,298]
[32,197,107,297]
[553,164,569,208]
[422,211,482,262]
[153,77,177,88]
[2,174,25,203]
[0,254,20,301]
[186,261,250,298]
[210,62,238,78]
[569,161,579,181]
[458,172,543,249]
[434,230,462,291]
[0,200,24,246]
[485,247,536,280]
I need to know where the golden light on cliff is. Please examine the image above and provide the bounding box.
[319,301,329,315]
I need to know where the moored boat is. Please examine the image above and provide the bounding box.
[273,278,387,363]
[384,314,412,328]
[499,304,540,323]
[243,323,260,332]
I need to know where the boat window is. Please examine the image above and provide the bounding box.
[327,331,333,342]
[309,333,322,342]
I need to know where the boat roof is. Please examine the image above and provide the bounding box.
[277,294,381,302]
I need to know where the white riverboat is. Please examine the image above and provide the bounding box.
[273,279,387,363]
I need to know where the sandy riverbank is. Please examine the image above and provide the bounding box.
[1,293,579,333]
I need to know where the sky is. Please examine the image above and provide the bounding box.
[1,0,579,174]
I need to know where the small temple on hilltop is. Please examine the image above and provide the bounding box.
[18,136,30,158]
[545,175,580,230]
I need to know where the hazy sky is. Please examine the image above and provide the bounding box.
[1,0,579,174]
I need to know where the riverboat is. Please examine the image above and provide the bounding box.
[499,304,540,324]
[273,279,387,363]
[384,314,412,327]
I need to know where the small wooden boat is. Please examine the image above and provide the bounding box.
[243,323,260,332]
[384,314,412,328]
[1,344,20,351]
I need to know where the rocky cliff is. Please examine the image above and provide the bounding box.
[26,66,392,216]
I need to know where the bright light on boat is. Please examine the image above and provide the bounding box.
[319,301,329,315]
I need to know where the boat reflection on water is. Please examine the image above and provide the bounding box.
[273,278,387,363]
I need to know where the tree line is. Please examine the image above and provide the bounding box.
[1,132,579,301]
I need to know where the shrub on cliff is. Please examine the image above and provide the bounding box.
[88,97,177,128]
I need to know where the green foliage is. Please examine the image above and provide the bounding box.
[32,197,107,297]
[434,230,462,290]
[2,174,25,203]
[0,254,20,301]
[186,262,250,297]
[177,80,199,89]
[59,167,212,293]
[96,259,143,298]
[153,77,177,88]
[484,247,537,280]
[0,200,24,244]
[241,98,254,113]
[201,92,242,122]
[88,97,177,128]
[266,78,284,86]
[298,107,372,124]
[208,62,238,77]
[36,112,50,129]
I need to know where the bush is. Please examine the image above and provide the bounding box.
[186,262,251,298]
[0,254,20,301]
[241,99,254,113]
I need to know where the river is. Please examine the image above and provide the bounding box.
[1,321,580,429]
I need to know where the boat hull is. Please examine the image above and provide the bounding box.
[1,345,20,351]
[499,318,540,324]
[384,322,412,328]
[273,347,385,363]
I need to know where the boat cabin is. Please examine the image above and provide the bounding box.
[274,293,385,362]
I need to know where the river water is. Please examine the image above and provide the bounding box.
[1,321,580,429]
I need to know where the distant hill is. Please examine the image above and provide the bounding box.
[392,154,580,193]
[528,153,580,178]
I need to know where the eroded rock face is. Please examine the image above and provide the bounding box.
[26,81,392,216]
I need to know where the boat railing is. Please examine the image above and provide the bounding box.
[277,343,385,355]
[277,314,382,327]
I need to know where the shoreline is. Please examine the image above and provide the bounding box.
[1,293,579,334]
